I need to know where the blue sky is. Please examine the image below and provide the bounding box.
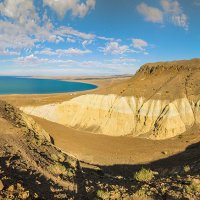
[0,0,200,76]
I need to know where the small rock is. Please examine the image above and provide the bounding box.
[36,180,41,185]
[0,180,4,191]
[162,151,168,155]
[34,193,39,198]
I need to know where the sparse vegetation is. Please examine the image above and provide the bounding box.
[135,188,146,197]
[47,163,67,176]
[66,168,75,177]
[184,165,191,173]
[185,181,200,194]
[96,190,110,199]
[51,154,59,161]
[134,168,154,182]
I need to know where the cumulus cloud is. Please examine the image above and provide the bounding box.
[43,0,96,18]
[0,0,98,56]
[100,42,132,55]
[0,0,57,50]
[0,0,39,24]
[0,0,120,58]
[137,0,189,30]
[0,21,36,50]
[137,3,163,23]
[132,39,148,51]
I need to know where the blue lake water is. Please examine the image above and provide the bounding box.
[0,76,97,94]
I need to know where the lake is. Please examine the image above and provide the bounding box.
[0,76,97,94]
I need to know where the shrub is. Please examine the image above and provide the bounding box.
[186,182,200,194]
[135,188,146,197]
[183,165,190,173]
[134,168,154,182]
[96,190,110,199]
[47,163,67,175]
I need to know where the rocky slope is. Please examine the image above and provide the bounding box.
[0,101,78,199]
[21,59,200,140]
[1,101,200,199]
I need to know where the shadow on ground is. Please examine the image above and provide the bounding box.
[73,141,200,199]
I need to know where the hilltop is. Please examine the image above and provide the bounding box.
[96,58,200,100]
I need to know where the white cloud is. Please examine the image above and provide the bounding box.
[132,39,148,50]
[172,14,188,30]
[82,40,93,47]
[0,0,98,55]
[137,1,189,30]
[0,49,20,56]
[12,56,137,75]
[137,3,163,23]
[110,58,138,64]
[0,21,36,50]
[67,37,76,43]
[0,0,39,23]
[161,0,188,30]
[38,48,91,56]
[55,26,95,40]
[17,54,48,65]
[0,13,95,54]
[43,0,96,18]
[101,42,132,55]
[97,36,114,41]
[160,0,180,14]
[0,0,119,58]
[36,48,55,56]
[0,0,58,50]
[56,48,91,56]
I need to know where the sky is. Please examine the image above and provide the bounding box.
[0,0,200,76]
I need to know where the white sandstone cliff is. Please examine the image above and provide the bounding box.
[20,94,198,140]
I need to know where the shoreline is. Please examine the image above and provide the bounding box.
[0,75,131,107]
[30,75,132,88]
[0,76,99,96]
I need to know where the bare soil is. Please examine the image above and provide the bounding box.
[32,115,200,167]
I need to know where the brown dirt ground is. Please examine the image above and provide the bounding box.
[32,115,200,167]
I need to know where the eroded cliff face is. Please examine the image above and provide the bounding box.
[21,94,200,140]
